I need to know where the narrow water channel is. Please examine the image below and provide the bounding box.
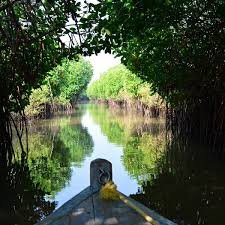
[6,104,225,225]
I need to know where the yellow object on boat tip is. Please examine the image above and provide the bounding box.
[99,181,120,200]
[100,181,160,225]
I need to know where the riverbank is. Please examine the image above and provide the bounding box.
[91,99,166,118]
[25,102,73,120]
[87,65,166,119]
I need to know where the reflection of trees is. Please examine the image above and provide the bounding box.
[8,110,93,224]
[88,105,127,145]
[88,104,225,225]
[88,104,164,146]
[122,133,165,184]
[59,125,93,167]
[28,134,72,197]
[88,104,166,184]
[0,163,56,225]
[131,141,225,225]
[27,116,93,196]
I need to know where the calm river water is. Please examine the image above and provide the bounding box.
[5,104,225,225]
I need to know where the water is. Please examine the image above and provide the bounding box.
[4,104,225,225]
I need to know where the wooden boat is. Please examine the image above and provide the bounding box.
[36,159,176,225]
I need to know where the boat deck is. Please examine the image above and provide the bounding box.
[37,187,175,225]
[36,159,176,225]
[46,191,152,225]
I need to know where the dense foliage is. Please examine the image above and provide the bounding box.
[81,0,225,147]
[48,57,93,105]
[82,0,225,104]
[0,0,88,159]
[87,65,163,110]
[0,0,84,113]
[25,58,93,117]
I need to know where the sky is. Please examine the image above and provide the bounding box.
[87,51,121,83]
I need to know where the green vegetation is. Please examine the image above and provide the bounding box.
[87,65,163,114]
[3,1,225,224]
[25,85,52,118]
[0,0,85,158]
[13,114,93,199]
[1,0,225,158]
[47,58,93,106]
[2,0,225,157]
[88,104,166,184]
[25,58,93,117]
[83,0,225,104]
[82,0,225,149]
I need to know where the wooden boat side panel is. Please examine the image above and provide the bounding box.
[36,187,96,225]
[119,192,176,225]
[92,192,153,225]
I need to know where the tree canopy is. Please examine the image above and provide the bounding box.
[0,0,84,113]
[48,57,93,104]
[81,0,225,146]
[0,0,87,158]
[82,0,225,105]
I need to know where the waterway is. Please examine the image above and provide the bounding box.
[4,104,225,225]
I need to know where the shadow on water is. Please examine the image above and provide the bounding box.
[130,139,225,225]
[88,104,225,225]
[0,162,56,225]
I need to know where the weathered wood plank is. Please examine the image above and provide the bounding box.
[118,192,176,225]
[92,192,153,225]
[69,196,95,225]
[36,187,96,225]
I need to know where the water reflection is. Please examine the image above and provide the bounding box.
[5,104,225,225]
[27,113,94,199]
[8,108,93,224]
[88,105,166,183]
[88,104,225,225]
[0,163,55,225]
[131,141,225,225]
